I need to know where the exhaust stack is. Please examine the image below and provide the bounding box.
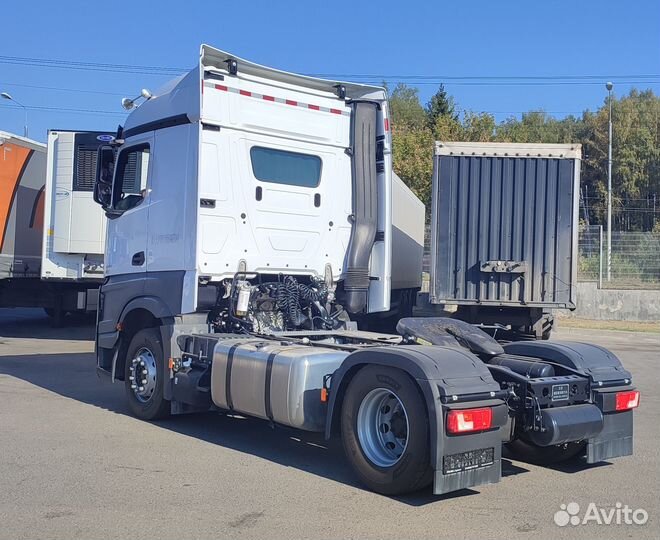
[343,101,378,314]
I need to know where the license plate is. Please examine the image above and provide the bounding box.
[552,384,570,402]
[443,447,495,474]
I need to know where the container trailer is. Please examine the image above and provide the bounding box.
[428,141,581,339]
[91,45,638,496]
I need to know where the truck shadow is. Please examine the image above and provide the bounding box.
[0,350,486,506]
[0,308,96,340]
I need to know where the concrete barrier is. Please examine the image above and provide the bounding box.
[558,282,660,322]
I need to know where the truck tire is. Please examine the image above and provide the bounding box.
[341,365,433,494]
[506,438,585,465]
[124,327,170,420]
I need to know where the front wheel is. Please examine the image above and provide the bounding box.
[123,327,170,420]
[341,365,433,495]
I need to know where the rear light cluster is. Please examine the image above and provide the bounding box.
[615,390,640,411]
[446,407,493,435]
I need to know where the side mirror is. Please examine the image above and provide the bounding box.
[93,145,115,210]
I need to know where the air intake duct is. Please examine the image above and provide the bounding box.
[343,101,378,314]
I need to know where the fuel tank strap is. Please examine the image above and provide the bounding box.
[264,347,287,422]
[264,351,277,421]
[225,343,242,410]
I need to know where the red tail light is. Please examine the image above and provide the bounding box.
[615,390,640,411]
[447,407,493,434]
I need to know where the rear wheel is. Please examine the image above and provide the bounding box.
[124,327,170,420]
[506,438,586,464]
[341,365,433,494]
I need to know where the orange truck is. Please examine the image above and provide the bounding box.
[0,131,45,281]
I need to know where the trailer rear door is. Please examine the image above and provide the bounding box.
[430,142,580,309]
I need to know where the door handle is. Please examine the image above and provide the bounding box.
[131,251,145,266]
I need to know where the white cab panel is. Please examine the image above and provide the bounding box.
[199,72,352,281]
[147,123,198,274]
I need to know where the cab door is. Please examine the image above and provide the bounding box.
[105,134,153,276]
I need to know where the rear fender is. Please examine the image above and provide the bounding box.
[502,341,631,384]
[503,341,635,462]
[325,345,508,495]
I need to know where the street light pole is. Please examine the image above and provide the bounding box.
[606,81,613,282]
[0,92,28,138]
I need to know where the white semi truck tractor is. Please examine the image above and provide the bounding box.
[92,45,639,496]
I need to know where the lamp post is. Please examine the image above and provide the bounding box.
[1,92,28,138]
[606,81,613,282]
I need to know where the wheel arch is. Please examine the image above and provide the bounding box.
[324,347,441,444]
[111,296,174,381]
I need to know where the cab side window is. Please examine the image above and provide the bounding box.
[112,144,150,211]
[250,146,321,188]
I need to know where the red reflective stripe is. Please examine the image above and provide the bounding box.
[384,118,390,131]
[210,85,349,117]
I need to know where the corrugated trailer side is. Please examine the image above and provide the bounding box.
[430,142,580,313]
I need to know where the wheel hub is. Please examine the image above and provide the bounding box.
[128,347,157,403]
[357,388,409,467]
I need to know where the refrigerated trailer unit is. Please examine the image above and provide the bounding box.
[42,130,108,281]
[91,45,638,496]
[0,129,111,319]
[40,130,113,317]
[429,141,581,339]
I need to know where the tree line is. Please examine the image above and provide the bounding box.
[389,84,660,232]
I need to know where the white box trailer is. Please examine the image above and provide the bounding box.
[42,130,109,281]
[90,45,638,497]
[0,129,111,321]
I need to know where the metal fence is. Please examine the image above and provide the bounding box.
[578,225,660,289]
[423,224,660,290]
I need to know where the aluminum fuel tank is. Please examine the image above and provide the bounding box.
[210,337,349,431]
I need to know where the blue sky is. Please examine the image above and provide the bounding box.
[1,0,658,142]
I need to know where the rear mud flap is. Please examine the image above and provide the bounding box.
[587,410,633,463]
[433,401,507,495]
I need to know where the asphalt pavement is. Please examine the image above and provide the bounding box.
[0,308,658,539]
